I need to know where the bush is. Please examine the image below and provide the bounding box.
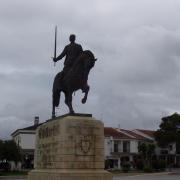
[143,166,153,173]
[159,160,166,170]
[152,160,159,170]
[135,159,144,170]
[121,162,131,173]
[105,159,114,169]
[0,162,11,172]
[151,160,166,171]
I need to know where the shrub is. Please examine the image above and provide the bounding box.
[151,160,166,171]
[105,159,115,169]
[143,166,153,173]
[135,159,144,170]
[159,160,166,170]
[0,162,11,172]
[121,162,131,173]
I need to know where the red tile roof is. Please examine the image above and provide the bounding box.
[135,129,155,138]
[104,127,131,139]
[104,127,155,141]
[119,129,147,140]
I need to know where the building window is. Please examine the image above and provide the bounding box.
[113,140,121,153]
[160,150,168,154]
[169,145,173,151]
[114,141,119,152]
[123,141,130,153]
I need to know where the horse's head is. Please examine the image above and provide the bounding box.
[83,50,97,73]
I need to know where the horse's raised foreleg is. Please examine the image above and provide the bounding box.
[65,91,74,114]
[82,85,89,104]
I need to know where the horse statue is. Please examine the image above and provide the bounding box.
[52,50,97,118]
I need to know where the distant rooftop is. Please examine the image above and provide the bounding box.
[135,129,155,138]
[104,127,155,141]
[11,116,42,137]
[11,123,42,137]
[104,127,131,139]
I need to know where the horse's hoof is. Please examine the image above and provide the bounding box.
[82,98,86,104]
[69,111,75,114]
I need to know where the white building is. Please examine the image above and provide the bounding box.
[104,127,154,169]
[11,117,41,169]
[133,129,180,167]
[11,122,180,169]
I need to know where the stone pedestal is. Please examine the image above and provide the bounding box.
[28,114,112,180]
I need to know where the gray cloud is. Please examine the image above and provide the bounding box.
[1,0,180,139]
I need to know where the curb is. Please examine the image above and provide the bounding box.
[169,172,180,175]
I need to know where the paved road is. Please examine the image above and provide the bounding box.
[114,173,180,180]
[0,173,180,180]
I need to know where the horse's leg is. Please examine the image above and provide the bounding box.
[82,85,89,104]
[52,91,56,118]
[52,90,61,118]
[52,72,63,118]
[52,104,55,119]
[65,91,74,114]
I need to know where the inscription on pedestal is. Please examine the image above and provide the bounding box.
[35,117,104,169]
[38,124,60,138]
[29,116,112,180]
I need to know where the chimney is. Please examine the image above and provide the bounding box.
[34,116,39,126]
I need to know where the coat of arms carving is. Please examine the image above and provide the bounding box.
[76,135,95,155]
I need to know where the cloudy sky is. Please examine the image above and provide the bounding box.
[0,0,180,139]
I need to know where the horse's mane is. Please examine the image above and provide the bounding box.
[63,50,95,82]
[72,50,95,68]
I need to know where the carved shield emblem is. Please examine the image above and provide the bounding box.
[81,139,91,153]
[76,135,95,155]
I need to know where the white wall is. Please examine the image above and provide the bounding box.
[130,140,138,153]
[169,143,176,154]
[9,161,22,171]
[19,133,35,149]
[104,137,111,156]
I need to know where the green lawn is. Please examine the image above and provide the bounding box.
[0,171,28,176]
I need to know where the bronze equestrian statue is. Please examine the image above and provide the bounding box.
[52,34,96,118]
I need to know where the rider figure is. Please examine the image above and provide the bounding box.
[53,34,83,74]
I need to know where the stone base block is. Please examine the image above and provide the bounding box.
[28,169,112,180]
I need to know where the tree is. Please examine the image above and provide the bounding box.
[0,140,3,160]
[147,144,156,157]
[0,140,21,163]
[138,143,155,168]
[138,143,147,159]
[155,113,180,150]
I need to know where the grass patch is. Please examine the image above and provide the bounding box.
[108,169,144,176]
[0,171,28,176]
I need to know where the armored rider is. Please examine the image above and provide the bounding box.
[53,34,83,74]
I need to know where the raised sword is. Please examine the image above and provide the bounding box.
[53,26,57,66]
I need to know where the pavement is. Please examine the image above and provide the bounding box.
[170,168,180,174]
[0,169,180,180]
[114,169,180,180]
[114,173,180,180]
